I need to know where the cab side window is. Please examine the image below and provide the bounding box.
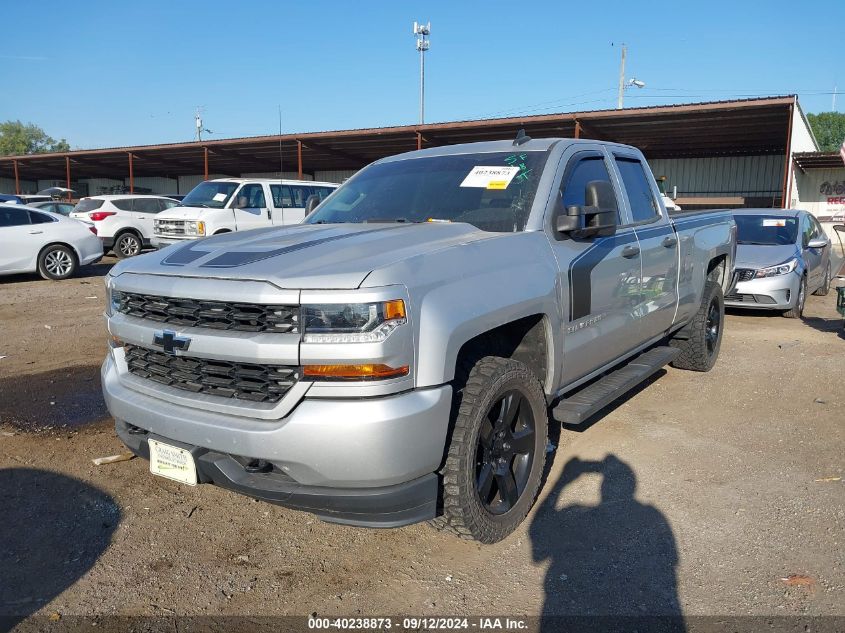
[615,157,660,223]
[559,155,619,222]
[235,184,266,209]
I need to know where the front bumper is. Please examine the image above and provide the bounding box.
[151,235,195,249]
[116,420,438,527]
[102,356,452,525]
[724,271,801,310]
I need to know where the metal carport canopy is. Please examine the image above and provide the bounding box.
[0,96,796,182]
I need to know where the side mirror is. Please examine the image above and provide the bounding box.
[304,194,321,216]
[807,237,829,249]
[556,180,618,238]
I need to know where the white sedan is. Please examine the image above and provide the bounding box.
[0,204,103,280]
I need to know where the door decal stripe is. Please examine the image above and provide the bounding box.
[568,232,638,321]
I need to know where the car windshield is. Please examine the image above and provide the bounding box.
[73,199,104,213]
[734,214,799,246]
[305,151,548,232]
[179,181,239,209]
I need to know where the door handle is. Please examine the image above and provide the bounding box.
[662,236,678,248]
[29,230,43,235]
[621,245,640,259]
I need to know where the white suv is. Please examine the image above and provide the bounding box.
[70,195,179,257]
[152,178,338,247]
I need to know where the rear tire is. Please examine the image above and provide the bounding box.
[784,276,806,318]
[670,280,724,372]
[813,263,831,296]
[38,244,78,280]
[113,231,142,258]
[433,356,548,543]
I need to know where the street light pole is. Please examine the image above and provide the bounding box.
[413,21,430,125]
[616,44,627,109]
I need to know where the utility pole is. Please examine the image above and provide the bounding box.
[616,44,627,109]
[413,21,430,125]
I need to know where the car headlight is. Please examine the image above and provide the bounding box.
[105,276,119,316]
[302,300,406,343]
[755,258,798,278]
[185,221,206,236]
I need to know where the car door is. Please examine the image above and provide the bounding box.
[0,206,40,272]
[801,213,825,288]
[268,184,289,225]
[613,152,680,341]
[547,146,643,385]
[230,183,270,231]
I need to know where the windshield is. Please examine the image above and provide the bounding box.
[179,181,239,209]
[305,151,548,232]
[73,199,104,213]
[734,214,798,246]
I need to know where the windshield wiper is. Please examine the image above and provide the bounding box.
[364,217,421,223]
[737,240,777,245]
[178,202,210,208]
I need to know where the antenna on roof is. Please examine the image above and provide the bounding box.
[513,128,531,146]
[278,105,283,181]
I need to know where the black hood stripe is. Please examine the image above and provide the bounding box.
[161,226,406,269]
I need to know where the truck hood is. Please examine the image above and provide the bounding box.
[112,222,492,289]
[157,206,213,220]
[735,243,798,270]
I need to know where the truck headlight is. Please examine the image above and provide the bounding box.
[184,221,206,236]
[302,300,406,343]
[105,276,119,316]
[755,258,798,278]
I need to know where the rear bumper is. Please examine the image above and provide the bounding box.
[116,419,438,527]
[724,271,801,310]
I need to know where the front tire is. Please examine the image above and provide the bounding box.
[670,280,724,371]
[813,263,831,296]
[784,276,806,318]
[434,356,548,543]
[113,231,142,258]
[38,244,78,280]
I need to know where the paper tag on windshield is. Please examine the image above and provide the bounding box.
[762,219,786,227]
[460,166,519,189]
[212,193,228,202]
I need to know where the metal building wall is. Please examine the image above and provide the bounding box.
[648,155,785,203]
[314,169,356,183]
[0,177,37,194]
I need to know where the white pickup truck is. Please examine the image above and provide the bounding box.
[152,178,338,247]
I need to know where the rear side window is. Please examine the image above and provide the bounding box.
[73,198,105,213]
[133,198,160,213]
[290,185,311,208]
[615,157,659,223]
[270,184,294,208]
[29,211,55,224]
[559,155,619,222]
[112,199,134,211]
[315,186,335,200]
[0,207,29,227]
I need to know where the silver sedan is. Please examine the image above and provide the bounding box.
[726,209,831,318]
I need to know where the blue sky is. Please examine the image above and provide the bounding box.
[1,0,843,150]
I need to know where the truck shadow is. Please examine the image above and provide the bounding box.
[0,468,120,632]
[0,365,109,430]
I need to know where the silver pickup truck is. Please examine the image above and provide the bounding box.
[102,135,736,543]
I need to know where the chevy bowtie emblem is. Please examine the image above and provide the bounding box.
[153,330,191,355]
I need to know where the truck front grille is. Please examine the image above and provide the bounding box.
[736,268,755,282]
[154,219,186,236]
[114,291,299,333]
[124,344,298,403]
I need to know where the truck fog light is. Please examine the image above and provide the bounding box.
[302,363,409,381]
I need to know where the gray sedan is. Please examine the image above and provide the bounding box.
[726,209,831,318]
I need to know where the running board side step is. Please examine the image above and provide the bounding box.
[552,346,680,425]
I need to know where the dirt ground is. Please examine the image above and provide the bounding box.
[1,256,843,626]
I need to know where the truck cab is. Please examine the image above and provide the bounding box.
[152,178,338,247]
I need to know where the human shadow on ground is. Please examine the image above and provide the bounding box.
[530,454,684,633]
[0,468,120,632]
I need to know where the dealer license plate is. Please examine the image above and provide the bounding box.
[148,439,197,486]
